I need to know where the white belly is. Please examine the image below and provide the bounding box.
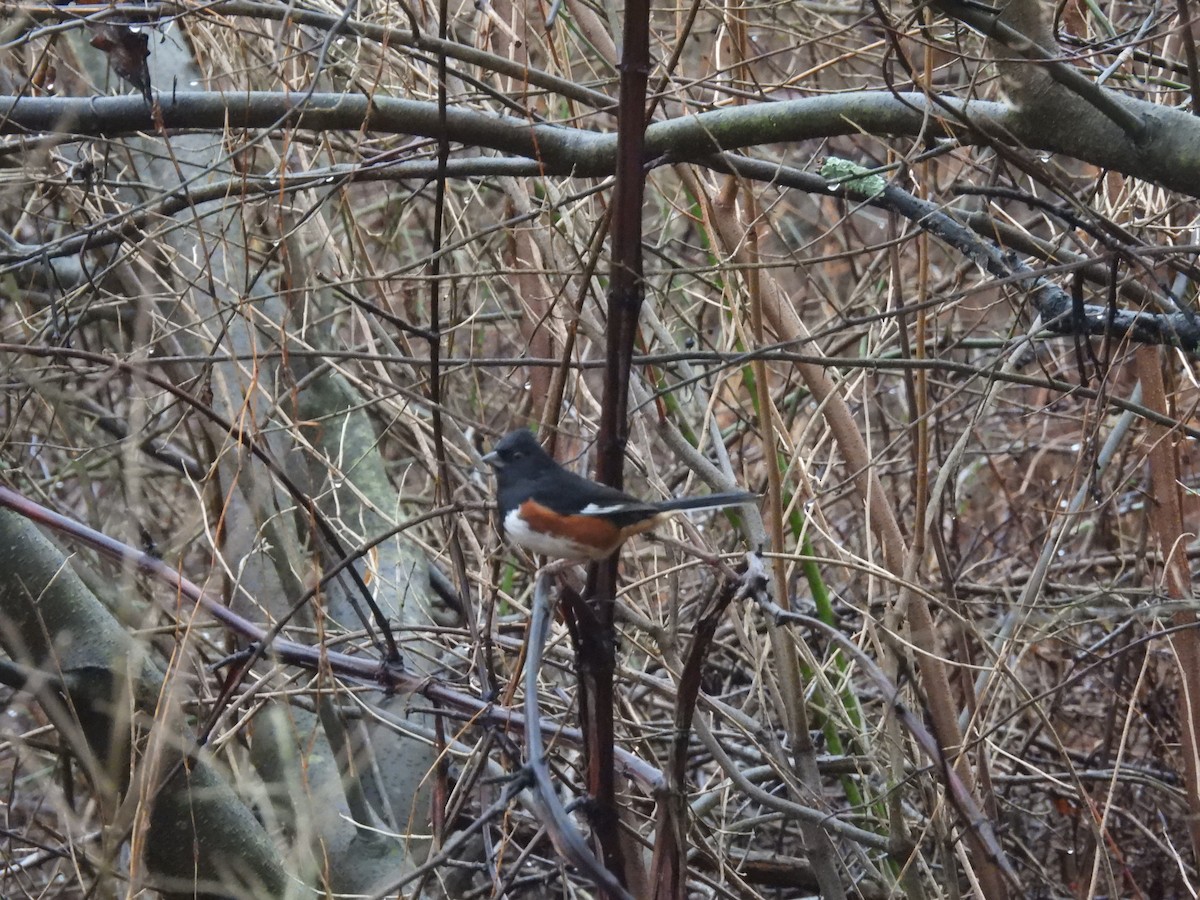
[503,508,602,559]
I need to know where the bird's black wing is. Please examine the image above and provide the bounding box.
[522,469,661,528]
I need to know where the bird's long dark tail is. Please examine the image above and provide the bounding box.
[655,491,755,513]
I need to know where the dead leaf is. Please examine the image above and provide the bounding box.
[89,23,151,104]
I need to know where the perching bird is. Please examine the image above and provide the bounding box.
[482,429,754,560]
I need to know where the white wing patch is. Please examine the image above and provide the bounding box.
[579,502,633,516]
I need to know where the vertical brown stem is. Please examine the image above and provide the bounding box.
[582,0,652,889]
[597,0,650,474]
[1135,345,1200,861]
[1175,0,1200,115]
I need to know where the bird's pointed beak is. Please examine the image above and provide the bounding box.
[481,450,500,467]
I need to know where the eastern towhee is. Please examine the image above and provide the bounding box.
[483,429,754,560]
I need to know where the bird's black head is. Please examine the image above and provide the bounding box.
[482,429,550,473]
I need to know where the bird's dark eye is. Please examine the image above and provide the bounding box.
[511,450,523,460]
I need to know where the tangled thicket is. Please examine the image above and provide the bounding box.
[2,0,1200,895]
